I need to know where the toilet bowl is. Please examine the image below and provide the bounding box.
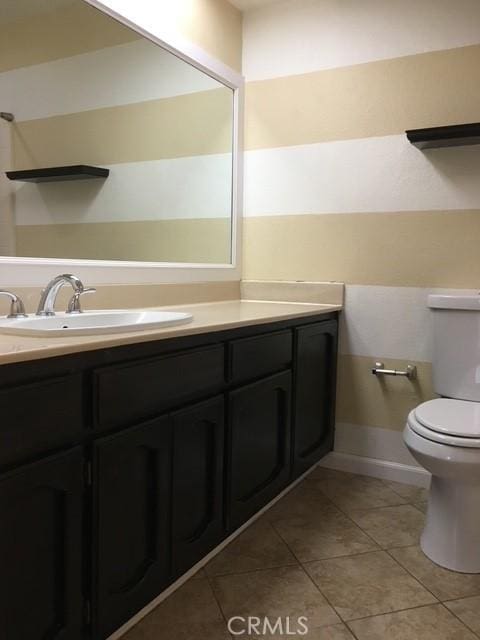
[402,293,480,573]
[404,398,480,573]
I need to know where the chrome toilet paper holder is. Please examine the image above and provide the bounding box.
[371,361,417,380]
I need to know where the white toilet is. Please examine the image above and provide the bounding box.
[403,294,480,573]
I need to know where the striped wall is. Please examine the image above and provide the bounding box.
[2,0,235,264]
[241,0,480,468]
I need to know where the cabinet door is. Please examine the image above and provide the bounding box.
[94,416,171,639]
[228,372,291,530]
[0,448,84,640]
[171,396,225,577]
[292,320,338,479]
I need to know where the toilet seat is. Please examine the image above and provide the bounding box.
[409,398,480,448]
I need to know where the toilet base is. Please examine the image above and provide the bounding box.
[421,476,480,573]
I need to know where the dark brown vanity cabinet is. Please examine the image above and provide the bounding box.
[292,319,338,478]
[0,312,338,640]
[0,448,84,640]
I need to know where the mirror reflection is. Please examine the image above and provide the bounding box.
[0,0,234,264]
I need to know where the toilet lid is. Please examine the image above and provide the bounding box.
[415,398,480,438]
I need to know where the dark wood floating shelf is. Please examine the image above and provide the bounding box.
[406,122,480,149]
[6,164,110,183]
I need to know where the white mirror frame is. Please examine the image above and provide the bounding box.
[0,0,243,286]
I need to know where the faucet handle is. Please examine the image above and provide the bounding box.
[66,288,96,314]
[0,291,27,318]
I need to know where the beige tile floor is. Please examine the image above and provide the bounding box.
[123,468,480,639]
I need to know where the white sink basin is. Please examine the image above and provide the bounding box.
[0,310,193,337]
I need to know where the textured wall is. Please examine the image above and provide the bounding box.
[242,0,480,466]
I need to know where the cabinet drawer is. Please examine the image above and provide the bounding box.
[0,374,84,469]
[228,330,292,384]
[94,345,225,431]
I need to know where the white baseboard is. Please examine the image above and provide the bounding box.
[330,421,430,486]
[319,451,431,487]
[334,422,420,467]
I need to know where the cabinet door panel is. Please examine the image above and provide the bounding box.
[0,448,84,640]
[94,416,171,639]
[229,372,291,530]
[292,320,338,478]
[172,396,225,577]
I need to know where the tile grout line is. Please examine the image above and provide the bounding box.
[205,559,300,580]
[344,602,446,625]
[203,571,236,640]
[384,546,448,603]
[294,560,351,629]
[438,602,480,639]
[343,601,476,637]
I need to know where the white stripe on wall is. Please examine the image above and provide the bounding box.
[339,286,480,361]
[13,154,232,225]
[243,0,480,81]
[1,39,221,122]
[339,285,432,362]
[244,135,480,216]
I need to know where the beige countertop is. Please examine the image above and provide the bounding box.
[0,300,341,366]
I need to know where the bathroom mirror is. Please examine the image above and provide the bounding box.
[0,0,235,266]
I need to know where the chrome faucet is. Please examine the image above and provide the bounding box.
[36,274,95,316]
[0,291,27,318]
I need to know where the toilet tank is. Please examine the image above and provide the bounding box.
[428,295,480,400]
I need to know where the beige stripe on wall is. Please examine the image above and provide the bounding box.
[245,44,480,150]
[15,218,231,264]
[243,211,480,288]
[11,88,233,169]
[0,3,139,73]
[336,355,434,432]
[181,0,243,72]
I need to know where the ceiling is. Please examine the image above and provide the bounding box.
[228,0,281,10]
